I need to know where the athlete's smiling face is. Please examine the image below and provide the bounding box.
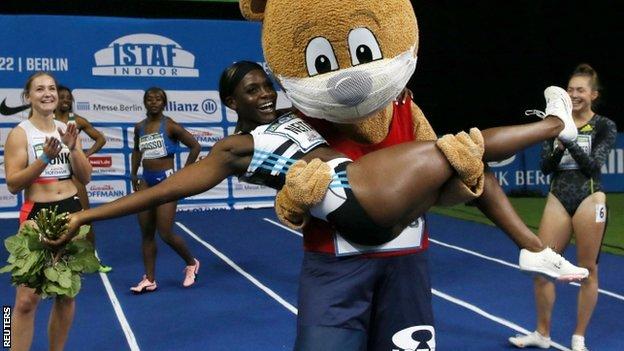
[144,90,166,116]
[57,89,73,113]
[229,69,278,128]
[567,75,597,114]
[26,75,58,116]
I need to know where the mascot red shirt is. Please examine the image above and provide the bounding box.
[300,96,430,257]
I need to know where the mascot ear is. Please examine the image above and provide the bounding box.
[239,0,267,21]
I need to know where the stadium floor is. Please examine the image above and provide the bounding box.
[1,209,622,350]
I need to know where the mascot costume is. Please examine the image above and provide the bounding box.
[239,0,484,350]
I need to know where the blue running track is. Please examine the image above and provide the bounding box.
[1,209,622,350]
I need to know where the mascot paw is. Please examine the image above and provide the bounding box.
[274,159,332,229]
[436,127,485,188]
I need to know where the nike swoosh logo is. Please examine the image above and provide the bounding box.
[0,98,30,116]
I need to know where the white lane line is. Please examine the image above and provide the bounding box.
[95,251,140,351]
[263,217,624,300]
[429,238,624,301]
[175,221,298,315]
[263,218,302,237]
[429,238,519,269]
[432,289,571,351]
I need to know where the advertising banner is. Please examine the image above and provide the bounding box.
[0,15,285,216]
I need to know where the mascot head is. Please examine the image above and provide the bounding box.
[240,0,419,123]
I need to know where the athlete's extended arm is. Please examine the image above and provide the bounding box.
[49,135,252,246]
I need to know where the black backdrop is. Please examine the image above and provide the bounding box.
[2,0,622,133]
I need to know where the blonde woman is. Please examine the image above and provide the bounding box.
[509,64,617,351]
[4,72,92,351]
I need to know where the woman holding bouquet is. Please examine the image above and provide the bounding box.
[3,72,92,351]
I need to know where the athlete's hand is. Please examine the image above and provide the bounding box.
[42,212,83,248]
[131,176,141,192]
[42,136,62,160]
[58,123,78,151]
[274,159,332,229]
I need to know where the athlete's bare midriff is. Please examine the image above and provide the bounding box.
[25,179,78,203]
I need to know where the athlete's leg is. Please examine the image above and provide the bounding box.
[474,172,543,251]
[137,182,158,281]
[156,200,195,266]
[571,192,605,337]
[347,141,452,227]
[11,286,41,351]
[156,201,195,266]
[534,194,573,336]
[48,296,75,351]
[349,117,564,227]
[482,116,562,161]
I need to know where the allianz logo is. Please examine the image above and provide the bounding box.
[92,33,199,77]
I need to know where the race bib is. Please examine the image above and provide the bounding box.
[264,115,326,153]
[334,217,425,256]
[139,133,167,159]
[32,137,72,179]
[558,134,592,170]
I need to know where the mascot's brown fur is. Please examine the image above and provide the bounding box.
[239,0,484,228]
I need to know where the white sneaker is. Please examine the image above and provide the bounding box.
[571,334,589,351]
[519,247,589,281]
[544,86,577,143]
[509,331,551,348]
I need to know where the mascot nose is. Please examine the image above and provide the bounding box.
[327,71,372,107]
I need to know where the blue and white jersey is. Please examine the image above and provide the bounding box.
[239,113,328,189]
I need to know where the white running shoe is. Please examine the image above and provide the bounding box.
[509,331,551,349]
[544,86,577,143]
[571,334,589,351]
[519,247,589,281]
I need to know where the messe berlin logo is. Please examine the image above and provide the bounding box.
[92,33,199,77]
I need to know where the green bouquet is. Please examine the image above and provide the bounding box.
[0,207,100,298]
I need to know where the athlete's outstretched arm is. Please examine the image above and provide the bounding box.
[50,135,253,245]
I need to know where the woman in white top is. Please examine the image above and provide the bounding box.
[4,72,92,351]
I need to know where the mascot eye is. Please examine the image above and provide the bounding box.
[348,28,382,66]
[306,37,339,76]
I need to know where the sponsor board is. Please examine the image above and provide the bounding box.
[81,127,125,149]
[177,203,231,212]
[92,33,199,77]
[186,127,224,147]
[233,201,274,209]
[185,177,229,200]
[89,153,126,176]
[75,89,221,123]
[0,184,18,208]
[162,90,221,123]
[0,89,29,122]
[72,89,145,122]
[231,177,276,198]
[0,128,14,149]
[601,148,624,174]
[127,127,136,148]
[87,180,127,203]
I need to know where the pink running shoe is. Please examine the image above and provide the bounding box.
[183,258,200,287]
[130,275,157,294]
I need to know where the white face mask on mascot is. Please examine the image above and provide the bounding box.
[277,36,418,124]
